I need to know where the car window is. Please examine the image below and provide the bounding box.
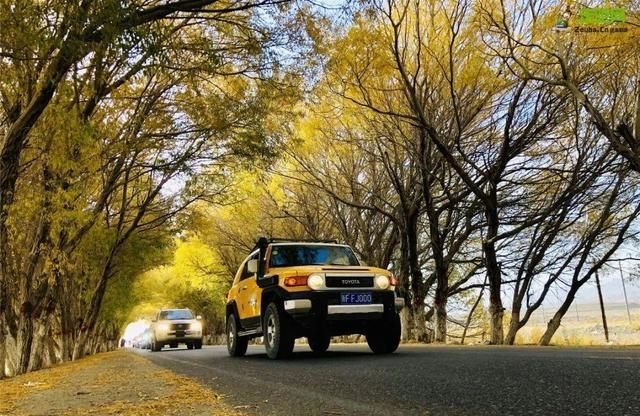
[159,309,194,320]
[269,245,360,267]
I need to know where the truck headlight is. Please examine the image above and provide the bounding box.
[307,274,324,290]
[375,275,390,289]
[191,321,202,331]
[157,323,169,331]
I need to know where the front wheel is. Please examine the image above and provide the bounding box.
[151,337,162,352]
[264,302,295,359]
[227,314,248,357]
[366,313,401,354]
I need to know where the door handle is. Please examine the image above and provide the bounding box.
[240,286,247,291]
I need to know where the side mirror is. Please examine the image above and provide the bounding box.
[386,261,394,271]
[247,259,258,274]
[196,315,202,320]
[151,319,157,323]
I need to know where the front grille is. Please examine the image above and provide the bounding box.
[170,323,189,330]
[325,276,373,288]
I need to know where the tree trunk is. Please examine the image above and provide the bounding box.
[18,305,35,374]
[425,211,448,343]
[461,284,485,345]
[73,262,111,360]
[433,293,447,343]
[89,323,105,355]
[488,300,504,344]
[484,191,504,345]
[405,208,430,342]
[3,330,18,377]
[504,308,521,345]
[412,306,429,342]
[0,314,6,379]
[28,320,49,372]
[0,151,18,379]
[420,127,448,343]
[538,289,577,345]
[400,307,410,340]
[60,303,76,362]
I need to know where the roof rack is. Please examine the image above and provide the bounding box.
[252,237,338,252]
[265,237,338,244]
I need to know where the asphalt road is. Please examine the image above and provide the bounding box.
[137,343,640,416]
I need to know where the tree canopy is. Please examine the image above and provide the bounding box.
[1,0,639,377]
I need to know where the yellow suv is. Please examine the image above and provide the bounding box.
[226,238,404,359]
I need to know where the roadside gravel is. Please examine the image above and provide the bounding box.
[0,349,244,416]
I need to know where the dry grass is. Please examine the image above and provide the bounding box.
[0,350,244,416]
[0,352,103,414]
[61,370,238,416]
[446,305,640,346]
[515,313,640,346]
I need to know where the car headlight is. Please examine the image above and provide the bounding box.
[375,275,390,290]
[307,274,324,290]
[157,323,169,331]
[191,321,202,331]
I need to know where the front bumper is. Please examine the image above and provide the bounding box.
[283,291,404,315]
[155,329,202,344]
[282,290,401,320]
[279,290,402,336]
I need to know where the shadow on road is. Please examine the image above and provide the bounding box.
[234,347,405,362]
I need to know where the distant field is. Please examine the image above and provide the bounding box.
[447,302,640,346]
[517,302,640,346]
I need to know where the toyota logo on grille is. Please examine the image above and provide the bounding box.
[342,279,360,285]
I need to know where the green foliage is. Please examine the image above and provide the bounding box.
[100,231,173,317]
[0,0,309,373]
[129,236,230,335]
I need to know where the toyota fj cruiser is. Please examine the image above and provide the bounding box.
[226,238,404,359]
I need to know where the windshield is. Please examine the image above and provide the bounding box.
[269,245,360,267]
[159,309,194,320]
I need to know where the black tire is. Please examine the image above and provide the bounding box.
[194,340,202,349]
[186,342,193,350]
[151,338,162,352]
[264,302,295,359]
[307,332,330,354]
[227,314,248,357]
[366,313,401,354]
